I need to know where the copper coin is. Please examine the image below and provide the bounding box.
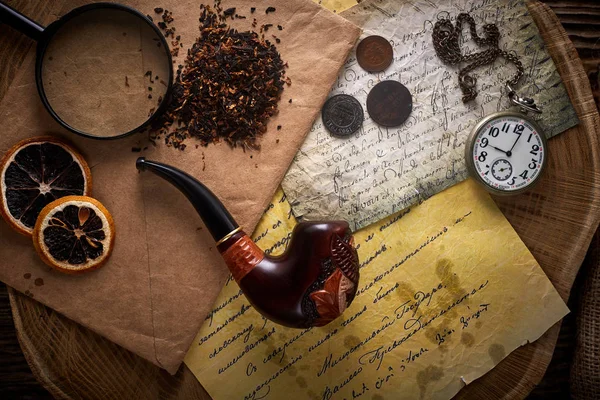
[322,94,364,137]
[356,35,393,72]
[367,81,412,127]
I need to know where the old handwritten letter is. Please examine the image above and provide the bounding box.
[184,179,568,400]
[282,0,578,230]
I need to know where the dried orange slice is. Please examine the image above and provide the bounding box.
[33,196,115,274]
[0,136,92,236]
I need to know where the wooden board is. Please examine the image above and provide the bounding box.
[3,1,600,399]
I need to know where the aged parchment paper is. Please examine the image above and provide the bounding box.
[282,0,579,231]
[0,0,360,373]
[184,179,569,400]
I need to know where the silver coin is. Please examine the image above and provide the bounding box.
[322,94,364,137]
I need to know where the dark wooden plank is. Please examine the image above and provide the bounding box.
[551,8,600,17]
[543,1,600,8]
[0,0,59,102]
[0,283,51,398]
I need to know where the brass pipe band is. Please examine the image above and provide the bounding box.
[216,226,242,246]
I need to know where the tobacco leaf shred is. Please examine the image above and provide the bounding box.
[151,1,288,150]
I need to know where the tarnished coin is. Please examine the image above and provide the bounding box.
[322,94,364,137]
[356,35,393,73]
[366,81,412,127]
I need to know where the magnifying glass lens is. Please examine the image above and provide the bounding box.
[41,8,171,138]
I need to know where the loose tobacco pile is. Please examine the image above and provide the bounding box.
[152,2,289,150]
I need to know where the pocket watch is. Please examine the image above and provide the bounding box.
[465,103,547,195]
[432,13,549,195]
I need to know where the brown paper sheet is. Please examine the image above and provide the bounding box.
[0,0,360,373]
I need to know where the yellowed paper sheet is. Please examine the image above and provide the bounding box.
[282,0,579,231]
[184,179,569,400]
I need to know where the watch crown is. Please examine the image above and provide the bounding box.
[506,84,542,114]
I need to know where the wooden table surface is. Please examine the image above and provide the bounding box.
[1,0,599,398]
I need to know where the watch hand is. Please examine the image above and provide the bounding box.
[508,132,522,154]
[492,146,508,155]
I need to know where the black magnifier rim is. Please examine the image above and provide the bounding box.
[34,2,174,141]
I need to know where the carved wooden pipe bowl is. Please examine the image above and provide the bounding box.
[218,222,360,328]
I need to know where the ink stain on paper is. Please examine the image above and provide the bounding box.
[396,282,416,302]
[296,376,308,388]
[461,332,475,347]
[436,258,467,300]
[287,365,298,376]
[417,260,461,347]
[264,342,288,365]
[23,273,31,279]
[424,258,470,346]
[344,335,361,349]
[307,389,320,400]
[34,278,44,287]
[488,343,506,365]
[417,365,444,399]
[395,278,452,348]
[425,320,452,349]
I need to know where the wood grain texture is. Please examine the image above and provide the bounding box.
[543,0,600,109]
[0,284,51,399]
[0,0,58,101]
[1,0,600,399]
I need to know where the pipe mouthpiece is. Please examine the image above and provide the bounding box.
[136,157,147,171]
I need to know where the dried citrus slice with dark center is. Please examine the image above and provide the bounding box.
[33,196,115,274]
[0,136,92,236]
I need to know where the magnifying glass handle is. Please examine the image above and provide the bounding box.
[0,1,44,41]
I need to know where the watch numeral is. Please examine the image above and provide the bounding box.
[478,151,488,162]
[527,133,533,143]
[528,159,538,169]
[530,144,540,156]
[489,127,499,137]
[513,124,524,134]
[502,123,510,133]
[480,137,489,148]
[519,170,529,179]
[508,177,516,185]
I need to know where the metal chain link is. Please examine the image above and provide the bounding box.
[432,13,525,103]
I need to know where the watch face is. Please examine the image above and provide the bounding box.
[469,113,546,194]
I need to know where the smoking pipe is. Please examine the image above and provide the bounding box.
[136,158,360,328]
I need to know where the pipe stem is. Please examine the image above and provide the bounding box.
[136,157,238,242]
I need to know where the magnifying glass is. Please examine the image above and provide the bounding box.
[0,2,173,140]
